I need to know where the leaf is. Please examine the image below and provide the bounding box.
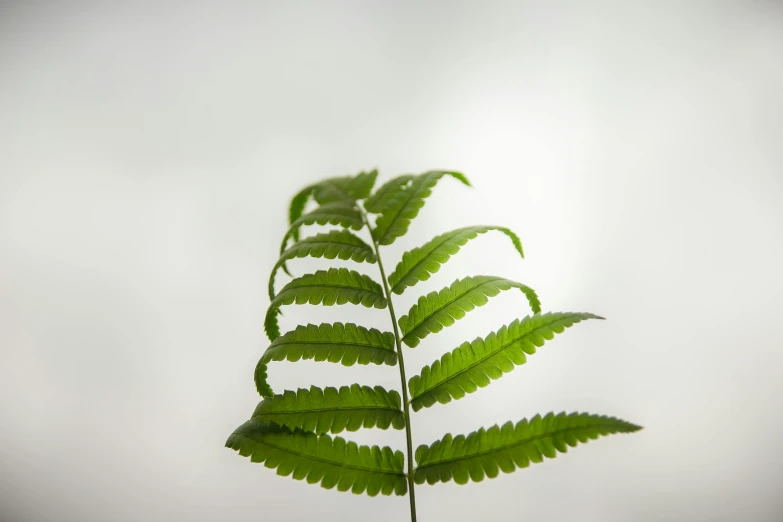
[280,202,364,256]
[227,420,407,496]
[398,276,541,348]
[269,230,376,299]
[373,171,471,246]
[262,323,397,366]
[286,171,377,242]
[313,170,378,204]
[388,226,525,294]
[349,170,379,199]
[264,268,387,341]
[254,360,274,398]
[408,312,601,411]
[254,323,397,398]
[251,384,405,434]
[288,185,317,242]
[364,174,414,214]
[413,412,642,485]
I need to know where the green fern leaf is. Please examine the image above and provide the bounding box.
[251,384,405,434]
[227,420,407,496]
[409,312,601,411]
[364,174,414,214]
[264,268,387,341]
[388,226,525,294]
[269,230,376,299]
[254,323,397,398]
[398,276,541,348]
[373,171,471,246]
[232,170,642,512]
[413,412,642,485]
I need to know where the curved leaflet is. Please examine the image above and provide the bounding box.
[280,202,364,256]
[252,384,405,434]
[269,230,376,299]
[388,226,525,294]
[261,322,397,366]
[398,276,542,348]
[254,359,274,398]
[255,322,396,398]
[288,185,316,242]
[373,171,471,246]
[264,268,387,342]
[227,420,407,496]
[413,412,641,485]
[408,312,601,411]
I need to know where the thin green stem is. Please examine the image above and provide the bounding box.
[359,207,417,522]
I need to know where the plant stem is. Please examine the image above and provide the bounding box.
[359,208,417,522]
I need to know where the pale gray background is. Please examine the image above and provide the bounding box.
[1,1,782,521]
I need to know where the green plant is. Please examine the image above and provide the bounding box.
[226,170,641,521]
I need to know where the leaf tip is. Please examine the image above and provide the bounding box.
[626,422,644,433]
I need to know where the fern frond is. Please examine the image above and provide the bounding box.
[413,412,641,485]
[364,174,414,214]
[408,312,601,411]
[227,420,407,496]
[398,276,541,348]
[373,171,471,246]
[269,230,376,299]
[232,169,641,513]
[264,268,387,341]
[252,384,405,434]
[388,226,524,294]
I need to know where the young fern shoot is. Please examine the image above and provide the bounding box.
[227,169,641,521]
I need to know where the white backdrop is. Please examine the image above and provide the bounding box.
[2,2,782,521]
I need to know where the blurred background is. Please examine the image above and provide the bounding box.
[1,1,782,521]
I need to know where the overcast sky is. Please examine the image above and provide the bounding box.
[1,1,782,521]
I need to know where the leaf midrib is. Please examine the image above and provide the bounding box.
[279,242,374,263]
[278,283,383,298]
[410,317,577,401]
[255,405,402,416]
[289,238,370,250]
[415,421,625,468]
[299,209,362,223]
[267,339,394,351]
